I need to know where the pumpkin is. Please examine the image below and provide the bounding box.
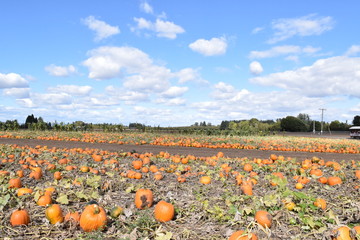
[314,198,327,210]
[110,206,123,218]
[54,171,62,180]
[17,188,33,197]
[135,189,153,209]
[356,170,360,180]
[200,176,211,184]
[9,178,22,188]
[229,230,258,240]
[243,163,253,172]
[80,204,107,232]
[45,204,64,224]
[154,200,175,222]
[332,226,352,240]
[64,211,81,224]
[241,183,253,196]
[132,160,143,170]
[10,209,30,226]
[255,210,272,228]
[37,194,52,206]
[328,176,342,186]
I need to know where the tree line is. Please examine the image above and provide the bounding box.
[0,114,359,135]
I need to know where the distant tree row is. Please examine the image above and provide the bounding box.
[0,114,359,134]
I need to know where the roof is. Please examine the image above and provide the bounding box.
[349,126,360,130]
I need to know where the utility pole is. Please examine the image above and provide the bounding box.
[319,108,326,135]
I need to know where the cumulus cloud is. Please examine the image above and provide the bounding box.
[82,16,120,41]
[345,45,360,56]
[83,46,172,92]
[160,86,188,98]
[2,88,30,98]
[189,37,227,56]
[249,61,264,75]
[0,73,28,88]
[268,14,334,44]
[132,17,184,39]
[249,45,320,59]
[140,1,153,14]
[176,68,208,84]
[211,82,237,100]
[44,64,77,77]
[250,56,360,98]
[155,97,186,106]
[105,85,149,104]
[192,82,326,121]
[17,93,72,108]
[47,85,92,96]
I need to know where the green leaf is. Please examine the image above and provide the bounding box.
[91,191,100,199]
[56,193,69,205]
[155,232,173,240]
[0,194,10,211]
[75,191,89,200]
[86,175,101,188]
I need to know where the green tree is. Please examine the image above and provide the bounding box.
[281,116,308,132]
[353,115,360,126]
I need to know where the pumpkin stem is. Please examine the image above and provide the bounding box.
[93,204,100,214]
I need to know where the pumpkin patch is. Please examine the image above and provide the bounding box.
[0,132,359,239]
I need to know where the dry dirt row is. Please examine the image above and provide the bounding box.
[0,138,359,162]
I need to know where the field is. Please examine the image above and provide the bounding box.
[0,131,359,239]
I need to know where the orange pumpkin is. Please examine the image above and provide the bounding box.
[9,178,22,188]
[200,176,211,184]
[332,226,352,240]
[10,209,30,226]
[64,211,81,224]
[255,210,272,228]
[80,204,107,232]
[154,200,175,222]
[328,176,342,186]
[229,230,258,240]
[135,189,153,209]
[314,198,327,210]
[37,194,52,206]
[17,188,33,197]
[45,204,64,224]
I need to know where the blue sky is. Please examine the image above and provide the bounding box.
[1,0,359,126]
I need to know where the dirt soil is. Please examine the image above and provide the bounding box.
[0,138,359,162]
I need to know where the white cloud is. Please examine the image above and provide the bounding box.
[249,45,320,59]
[83,46,173,92]
[44,64,77,77]
[17,93,72,108]
[250,56,360,98]
[2,88,30,98]
[140,1,153,14]
[345,45,360,56]
[47,85,92,96]
[105,85,149,104]
[82,16,120,41]
[211,82,237,100]
[252,27,264,34]
[176,68,207,84]
[0,73,28,88]
[160,86,188,98]
[132,17,184,39]
[155,97,186,106]
[192,82,326,122]
[268,14,334,44]
[249,61,264,75]
[189,37,227,56]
